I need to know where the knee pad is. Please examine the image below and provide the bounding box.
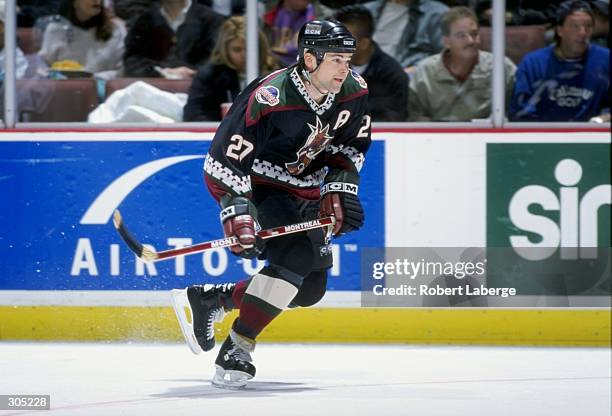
[244,265,304,311]
[289,270,328,308]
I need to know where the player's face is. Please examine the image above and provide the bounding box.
[312,52,353,94]
[557,12,593,58]
[444,17,480,60]
[227,38,246,72]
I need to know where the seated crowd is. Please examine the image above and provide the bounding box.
[1,0,609,123]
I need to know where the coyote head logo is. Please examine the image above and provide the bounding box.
[286,117,333,175]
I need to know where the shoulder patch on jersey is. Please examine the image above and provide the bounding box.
[255,85,280,106]
[350,70,368,89]
[246,67,307,127]
[336,69,369,103]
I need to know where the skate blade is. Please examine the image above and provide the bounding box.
[170,289,202,355]
[211,365,253,389]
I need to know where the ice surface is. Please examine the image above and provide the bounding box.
[0,342,609,416]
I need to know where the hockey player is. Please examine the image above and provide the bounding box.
[171,19,371,388]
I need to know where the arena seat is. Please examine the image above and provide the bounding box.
[104,78,193,98]
[17,79,99,122]
[17,27,42,54]
[479,25,547,64]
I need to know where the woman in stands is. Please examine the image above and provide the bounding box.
[39,0,126,79]
[183,16,277,122]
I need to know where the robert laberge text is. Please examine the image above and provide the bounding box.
[372,285,516,298]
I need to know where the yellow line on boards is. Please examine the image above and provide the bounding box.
[0,307,609,346]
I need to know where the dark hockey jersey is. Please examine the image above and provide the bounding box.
[204,64,372,201]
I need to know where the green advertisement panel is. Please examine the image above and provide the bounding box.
[487,143,611,296]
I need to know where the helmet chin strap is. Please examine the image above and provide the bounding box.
[301,64,329,96]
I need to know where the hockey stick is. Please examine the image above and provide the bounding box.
[112,209,335,262]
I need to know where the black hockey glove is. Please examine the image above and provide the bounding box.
[220,195,264,259]
[319,170,364,236]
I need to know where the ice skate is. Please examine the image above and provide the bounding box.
[212,330,256,389]
[170,283,235,354]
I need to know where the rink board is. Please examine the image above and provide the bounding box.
[0,306,609,347]
[0,129,610,345]
[0,134,383,291]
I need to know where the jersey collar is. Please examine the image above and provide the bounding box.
[289,67,336,116]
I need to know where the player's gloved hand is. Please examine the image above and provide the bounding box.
[220,195,264,259]
[319,170,364,236]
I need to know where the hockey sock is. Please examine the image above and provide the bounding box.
[233,265,303,340]
[228,279,249,309]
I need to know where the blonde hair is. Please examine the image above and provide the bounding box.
[210,16,277,73]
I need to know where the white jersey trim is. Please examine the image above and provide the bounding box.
[326,144,365,172]
[204,154,252,195]
[252,158,326,188]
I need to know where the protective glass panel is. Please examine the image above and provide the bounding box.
[12,1,227,124]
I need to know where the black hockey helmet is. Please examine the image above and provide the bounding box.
[297,19,356,69]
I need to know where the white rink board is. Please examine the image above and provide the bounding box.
[383,131,610,247]
[0,130,609,307]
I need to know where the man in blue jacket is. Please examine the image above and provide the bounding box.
[509,0,609,122]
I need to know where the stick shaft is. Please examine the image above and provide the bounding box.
[155,217,334,260]
[113,209,334,262]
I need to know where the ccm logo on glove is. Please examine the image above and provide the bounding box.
[320,182,358,196]
[319,183,364,236]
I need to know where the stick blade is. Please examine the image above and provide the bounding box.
[112,209,158,261]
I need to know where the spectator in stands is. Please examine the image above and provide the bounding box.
[262,0,316,67]
[590,0,609,48]
[112,0,158,29]
[475,0,564,26]
[1,0,30,80]
[316,0,369,17]
[17,0,61,27]
[320,0,369,7]
[197,0,245,17]
[363,0,449,74]
[183,16,276,121]
[408,6,516,121]
[123,0,224,79]
[335,5,409,121]
[38,0,126,79]
[439,0,472,5]
[509,1,610,122]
